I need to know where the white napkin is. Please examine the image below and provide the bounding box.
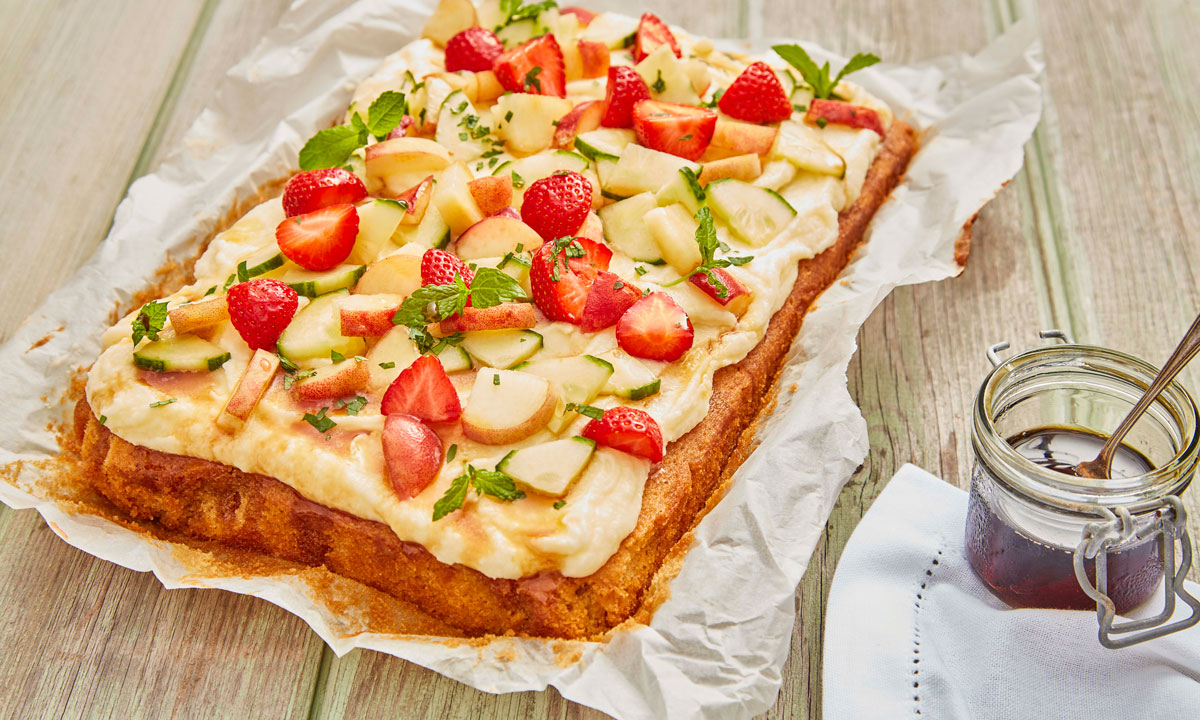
[823,464,1200,720]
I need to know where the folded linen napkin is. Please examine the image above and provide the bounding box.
[823,464,1200,719]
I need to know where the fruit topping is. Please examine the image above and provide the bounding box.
[520,170,594,242]
[632,99,716,161]
[581,406,664,462]
[226,278,299,351]
[580,271,641,332]
[633,13,681,63]
[282,168,367,218]
[493,34,566,97]
[600,66,651,129]
[717,61,793,124]
[275,203,360,271]
[444,26,504,72]
[615,291,694,362]
[806,99,885,136]
[381,354,462,423]
[382,413,445,500]
[529,237,599,323]
[420,248,475,287]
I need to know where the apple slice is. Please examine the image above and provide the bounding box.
[383,413,445,500]
[698,153,762,185]
[576,211,603,242]
[473,70,505,103]
[169,295,229,335]
[366,325,420,395]
[452,215,542,260]
[461,369,557,445]
[337,293,405,337]
[291,357,370,401]
[364,138,452,196]
[355,253,423,297]
[439,304,536,334]
[711,115,779,156]
[432,162,485,236]
[395,175,435,225]
[494,93,576,155]
[421,0,477,46]
[466,175,513,217]
[216,349,280,431]
[553,100,604,149]
[689,268,753,316]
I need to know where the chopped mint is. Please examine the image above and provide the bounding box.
[553,500,566,510]
[378,361,396,369]
[98,415,107,426]
[149,398,176,408]
[565,402,604,420]
[303,407,337,433]
[446,444,458,463]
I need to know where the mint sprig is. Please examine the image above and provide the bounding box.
[770,45,880,100]
[131,300,169,346]
[664,207,752,297]
[432,465,526,521]
[496,0,557,30]
[298,90,408,170]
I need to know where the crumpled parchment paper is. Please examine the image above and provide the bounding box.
[0,3,1043,718]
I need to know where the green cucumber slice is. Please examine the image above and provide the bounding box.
[434,344,472,373]
[599,350,662,400]
[598,193,664,263]
[496,18,539,48]
[654,167,706,214]
[393,201,451,249]
[238,246,285,280]
[133,335,231,373]
[706,178,797,247]
[459,329,543,369]
[514,354,614,432]
[497,436,596,497]
[605,144,701,197]
[276,264,366,298]
[276,290,368,361]
[574,129,636,160]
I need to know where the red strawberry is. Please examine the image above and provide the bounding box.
[633,13,681,62]
[632,100,717,161]
[520,171,594,242]
[444,27,504,72]
[420,248,475,287]
[559,6,597,26]
[493,34,566,97]
[717,61,793,124]
[572,236,613,271]
[581,406,664,462]
[616,291,694,361]
[381,355,462,423]
[580,271,640,332]
[529,238,600,323]
[600,66,651,128]
[226,278,299,351]
[275,204,359,271]
[281,169,367,218]
[806,99,885,136]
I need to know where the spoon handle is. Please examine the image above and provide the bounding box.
[1094,310,1200,473]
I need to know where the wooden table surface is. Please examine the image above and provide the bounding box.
[2,0,1198,717]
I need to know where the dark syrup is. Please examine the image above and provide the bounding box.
[966,427,1163,612]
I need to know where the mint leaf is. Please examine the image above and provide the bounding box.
[468,267,525,308]
[131,300,169,345]
[298,125,366,170]
[772,44,880,99]
[834,53,881,86]
[469,466,526,502]
[366,91,408,138]
[392,284,467,327]
[663,207,752,291]
[433,472,470,521]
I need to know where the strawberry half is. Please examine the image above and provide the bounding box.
[632,100,716,161]
[493,34,566,97]
[581,406,664,463]
[572,236,613,271]
[580,271,640,332]
[717,61,793,124]
[444,27,504,73]
[420,248,475,287]
[275,204,359,271]
[226,278,299,351]
[381,355,462,423]
[616,291,694,361]
[281,168,367,218]
[633,13,681,62]
[600,66,651,128]
[520,171,594,242]
[529,238,601,323]
[806,99,885,136]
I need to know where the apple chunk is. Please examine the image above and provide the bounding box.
[291,358,370,401]
[467,175,513,216]
[383,413,444,500]
[366,325,420,395]
[337,293,405,337]
[432,162,485,236]
[452,215,542,260]
[698,153,762,185]
[216,349,279,431]
[169,295,229,335]
[494,94,576,155]
[461,369,557,445]
[355,253,423,297]
[421,0,477,46]
[711,116,779,156]
[438,303,537,334]
[364,138,452,196]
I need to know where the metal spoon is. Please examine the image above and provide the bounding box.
[1076,310,1200,479]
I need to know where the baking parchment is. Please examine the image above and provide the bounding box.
[0,3,1043,718]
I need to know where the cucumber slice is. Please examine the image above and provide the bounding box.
[276,290,368,361]
[276,264,366,298]
[654,167,706,214]
[594,155,621,198]
[393,201,451,249]
[514,354,614,432]
[597,193,664,263]
[434,344,473,373]
[605,144,701,197]
[237,246,285,280]
[574,129,636,160]
[459,329,542,369]
[436,90,492,163]
[598,349,662,400]
[706,178,797,247]
[770,121,845,178]
[133,335,231,373]
[497,436,596,497]
[790,85,815,110]
[496,18,539,48]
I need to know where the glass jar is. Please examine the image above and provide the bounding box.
[966,331,1200,648]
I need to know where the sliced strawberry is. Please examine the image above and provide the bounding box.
[559,6,597,26]
[600,66,651,128]
[444,27,504,72]
[520,171,594,242]
[381,355,462,423]
[226,278,299,351]
[633,13,681,62]
[420,248,475,287]
[493,34,566,97]
[580,271,640,332]
[806,99,885,136]
[616,291,694,361]
[572,236,613,271]
[717,61,792,124]
[275,204,359,271]
[581,406,664,462]
[281,168,367,218]
[529,238,600,323]
[632,100,716,161]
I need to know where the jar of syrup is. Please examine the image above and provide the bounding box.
[967,330,1200,648]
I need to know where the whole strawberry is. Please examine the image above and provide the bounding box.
[281,168,366,217]
[600,66,651,128]
[718,61,793,124]
[226,278,299,351]
[444,27,504,73]
[420,248,475,287]
[520,171,593,242]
